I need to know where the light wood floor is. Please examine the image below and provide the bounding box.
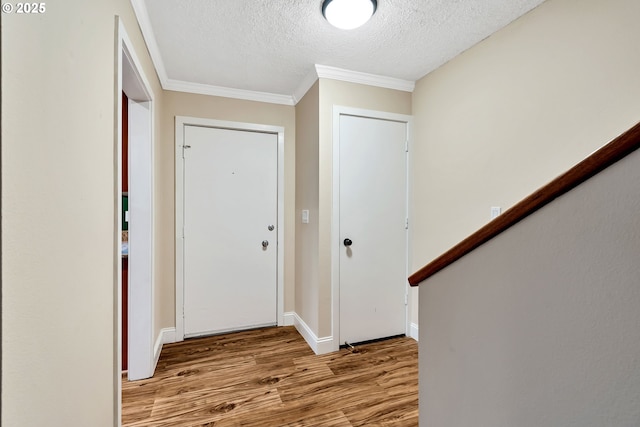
[122,326,418,426]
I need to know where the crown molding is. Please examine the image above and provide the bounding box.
[315,64,415,92]
[130,0,168,84]
[164,79,295,106]
[292,68,320,104]
[131,0,294,106]
[131,1,414,105]
[292,64,415,104]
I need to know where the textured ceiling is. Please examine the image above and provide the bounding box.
[136,0,546,103]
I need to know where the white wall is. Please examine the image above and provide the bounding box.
[1,0,163,425]
[418,143,640,426]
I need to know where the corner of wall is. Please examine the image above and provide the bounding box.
[292,312,334,355]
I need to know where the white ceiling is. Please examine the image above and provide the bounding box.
[133,0,546,105]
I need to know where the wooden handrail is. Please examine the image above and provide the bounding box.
[409,121,640,286]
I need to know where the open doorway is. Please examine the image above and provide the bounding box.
[122,91,129,371]
[116,16,155,424]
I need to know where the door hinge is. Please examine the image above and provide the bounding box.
[405,217,409,229]
[405,140,409,152]
[182,144,191,158]
[404,294,408,305]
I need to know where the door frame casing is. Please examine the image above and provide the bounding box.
[115,16,156,423]
[175,116,285,341]
[331,106,413,352]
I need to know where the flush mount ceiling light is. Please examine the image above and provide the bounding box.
[322,0,377,30]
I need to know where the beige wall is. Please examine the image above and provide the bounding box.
[7,0,636,423]
[412,0,640,421]
[419,141,640,426]
[295,82,320,333]
[317,79,412,338]
[412,0,640,274]
[1,0,163,425]
[160,91,297,330]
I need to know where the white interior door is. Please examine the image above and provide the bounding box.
[339,114,407,345]
[183,125,278,337]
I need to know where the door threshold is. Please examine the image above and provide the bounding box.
[185,323,278,340]
[340,334,406,350]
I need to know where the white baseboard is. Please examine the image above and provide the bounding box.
[316,335,335,354]
[409,322,419,341]
[153,327,176,367]
[282,311,295,326]
[292,313,334,355]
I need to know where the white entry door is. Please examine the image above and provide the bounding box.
[183,125,278,337]
[338,114,408,345]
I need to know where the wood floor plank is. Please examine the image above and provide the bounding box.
[342,394,419,427]
[147,386,282,427]
[122,326,418,427]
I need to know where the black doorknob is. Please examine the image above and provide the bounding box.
[343,238,353,247]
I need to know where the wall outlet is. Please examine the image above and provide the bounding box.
[490,206,501,219]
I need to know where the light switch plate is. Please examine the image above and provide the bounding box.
[301,210,309,224]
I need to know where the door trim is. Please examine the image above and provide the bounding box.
[175,116,285,341]
[116,17,156,424]
[331,106,413,352]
